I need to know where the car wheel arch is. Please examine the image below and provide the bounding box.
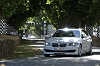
[78,44,82,56]
[79,43,82,49]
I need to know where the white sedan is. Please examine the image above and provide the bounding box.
[43,28,92,57]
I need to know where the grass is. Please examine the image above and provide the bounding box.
[0,40,42,60]
[15,40,42,58]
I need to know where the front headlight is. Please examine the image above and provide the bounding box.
[44,42,51,46]
[69,43,79,46]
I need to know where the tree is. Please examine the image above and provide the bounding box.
[1,0,100,30]
[0,0,47,30]
[45,0,100,29]
[0,0,27,19]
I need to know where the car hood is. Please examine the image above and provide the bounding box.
[46,37,81,43]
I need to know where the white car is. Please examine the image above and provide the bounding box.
[43,28,92,57]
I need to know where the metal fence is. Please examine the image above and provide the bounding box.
[83,26,93,36]
[83,26,100,38]
[0,20,18,35]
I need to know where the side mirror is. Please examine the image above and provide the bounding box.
[81,34,87,39]
[81,34,84,38]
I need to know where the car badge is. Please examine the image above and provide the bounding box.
[58,42,60,47]
[57,40,58,42]
[58,42,60,43]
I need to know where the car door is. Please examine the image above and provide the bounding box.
[82,31,91,51]
[81,32,88,52]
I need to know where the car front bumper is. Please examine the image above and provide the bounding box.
[43,46,79,55]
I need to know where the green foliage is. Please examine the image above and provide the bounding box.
[1,0,100,30]
[0,0,29,17]
[43,0,100,28]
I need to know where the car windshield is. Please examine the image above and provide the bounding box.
[52,30,80,37]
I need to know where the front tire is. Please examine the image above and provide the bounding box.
[78,45,82,56]
[87,43,92,55]
[44,54,50,57]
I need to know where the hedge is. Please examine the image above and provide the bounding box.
[0,34,20,58]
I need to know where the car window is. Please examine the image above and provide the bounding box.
[81,31,88,38]
[82,30,89,36]
[52,30,80,37]
[82,30,91,38]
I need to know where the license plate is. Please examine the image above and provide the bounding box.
[54,47,64,50]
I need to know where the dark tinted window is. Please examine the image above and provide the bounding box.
[52,30,80,37]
